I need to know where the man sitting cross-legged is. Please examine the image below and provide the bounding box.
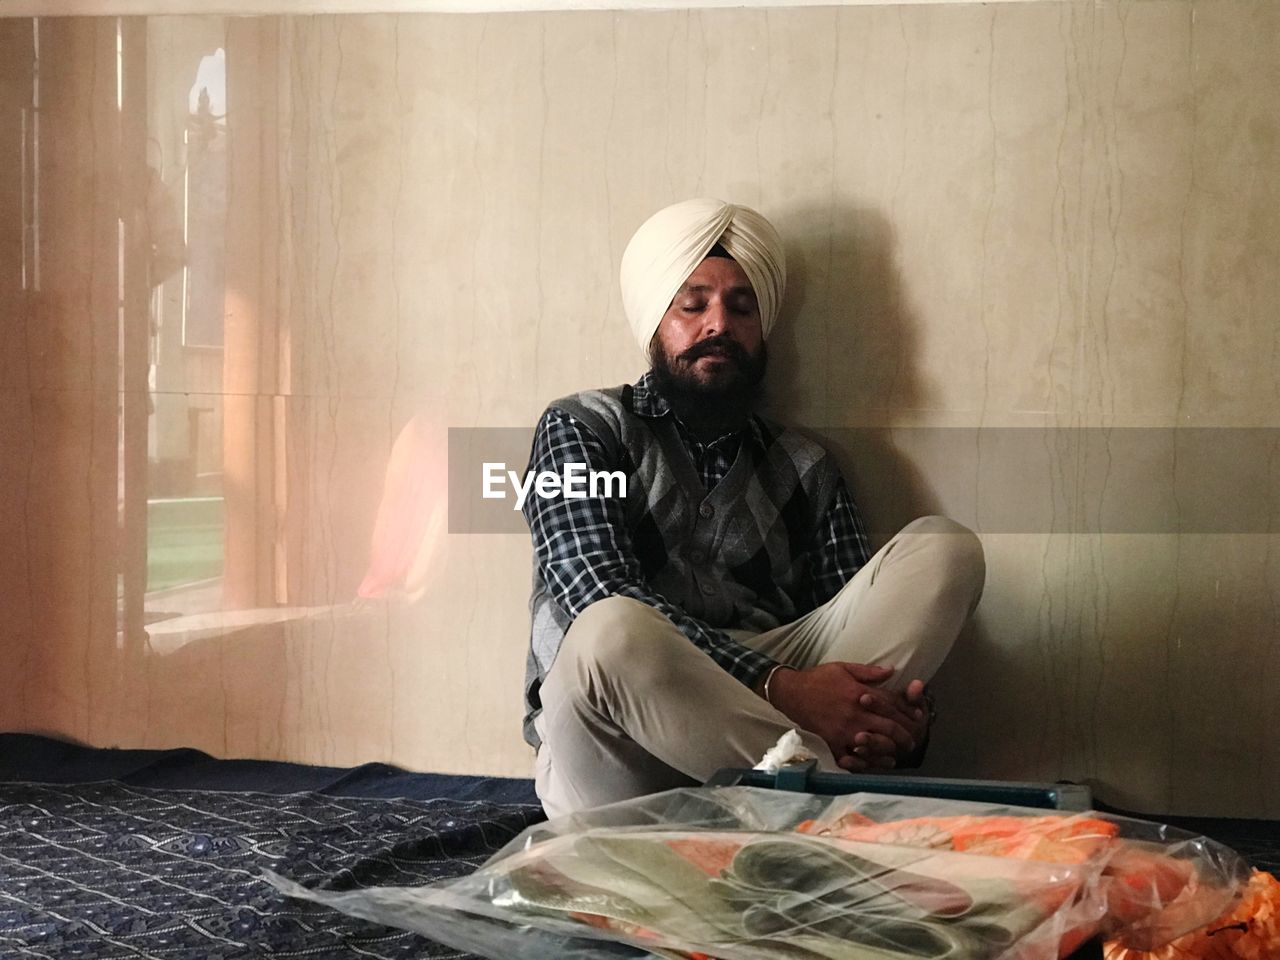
[520,198,985,817]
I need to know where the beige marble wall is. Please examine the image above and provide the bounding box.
[2,1,1278,816]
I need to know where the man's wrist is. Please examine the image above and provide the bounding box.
[760,663,794,707]
[752,663,777,697]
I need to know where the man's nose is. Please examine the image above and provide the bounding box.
[701,299,730,337]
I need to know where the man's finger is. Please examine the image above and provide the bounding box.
[858,692,900,718]
[843,663,894,685]
[862,715,916,754]
[850,741,896,769]
[863,692,922,728]
[904,679,927,703]
[853,731,898,757]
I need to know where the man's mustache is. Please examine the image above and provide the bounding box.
[678,336,752,367]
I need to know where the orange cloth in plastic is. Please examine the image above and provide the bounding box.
[1103,869,1280,960]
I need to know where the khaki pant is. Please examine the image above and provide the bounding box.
[534,515,985,817]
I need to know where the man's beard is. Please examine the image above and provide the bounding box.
[650,336,768,441]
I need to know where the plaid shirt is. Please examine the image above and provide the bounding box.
[673,417,742,494]
[522,372,872,692]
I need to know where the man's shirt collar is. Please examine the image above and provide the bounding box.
[629,370,671,419]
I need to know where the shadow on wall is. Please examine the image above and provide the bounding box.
[766,200,1009,784]
[767,201,942,544]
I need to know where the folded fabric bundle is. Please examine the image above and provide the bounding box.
[272,787,1251,960]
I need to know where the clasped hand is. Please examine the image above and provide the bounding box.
[765,662,929,772]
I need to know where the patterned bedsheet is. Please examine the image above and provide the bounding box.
[0,755,543,959]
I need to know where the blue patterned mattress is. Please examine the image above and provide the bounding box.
[0,734,544,959]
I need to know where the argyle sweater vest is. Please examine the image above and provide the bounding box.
[523,384,844,748]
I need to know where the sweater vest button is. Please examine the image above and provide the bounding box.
[689,549,705,564]
[698,503,715,519]
[700,582,716,596]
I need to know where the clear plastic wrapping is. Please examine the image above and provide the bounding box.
[269,787,1250,960]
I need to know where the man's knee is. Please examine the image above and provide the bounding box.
[558,596,682,687]
[900,515,986,603]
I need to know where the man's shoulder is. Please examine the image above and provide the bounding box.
[539,385,635,436]
[542,372,668,425]
[535,386,643,461]
[542,384,628,418]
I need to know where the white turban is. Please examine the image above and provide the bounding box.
[619,198,787,356]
